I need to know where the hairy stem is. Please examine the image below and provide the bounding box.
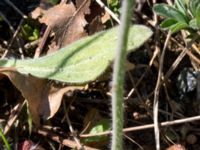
[111,1,134,150]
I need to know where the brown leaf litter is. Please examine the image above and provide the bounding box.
[0,68,83,126]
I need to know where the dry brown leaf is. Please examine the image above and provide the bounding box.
[58,0,92,47]
[39,2,76,28]
[47,85,84,119]
[101,11,110,24]
[33,2,76,57]
[30,0,54,19]
[88,16,104,35]
[0,69,83,126]
[0,70,46,126]
[30,7,46,19]
[35,1,92,56]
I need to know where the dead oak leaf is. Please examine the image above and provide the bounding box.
[58,0,92,47]
[34,2,76,57]
[0,68,83,126]
[39,2,76,28]
[35,1,92,56]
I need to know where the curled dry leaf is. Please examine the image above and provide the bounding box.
[47,85,84,119]
[0,69,47,126]
[39,2,76,28]
[58,0,92,47]
[35,1,92,56]
[34,2,76,57]
[88,16,104,35]
[0,68,83,126]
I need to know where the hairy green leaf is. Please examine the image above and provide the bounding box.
[169,22,189,33]
[189,0,200,17]
[160,18,188,33]
[189,19,198,29]
[196,5,200,28]
[153,3,188,23]
[0,25,152,84]
[160,18,178,28]
[175,0,187,15]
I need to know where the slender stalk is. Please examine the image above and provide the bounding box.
[111,1,134,150]
[153,32,171,150]
[0,128,11,150]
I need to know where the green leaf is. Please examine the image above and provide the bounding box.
[0,25,152,84]
[83,119,110,143]
[160,18,188,33]
[189,19,198,29]
[108,0,120,15]
[21,24,39,41]
[175,0,187,15]
[189,0,200,17]
[169,22,189,33]
[196,5,200,28]
[28,28,39,41]
[108,0,119,7]
[153,3,188,23]
[160,18,178,28]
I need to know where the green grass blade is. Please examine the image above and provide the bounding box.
[0,128,11,150]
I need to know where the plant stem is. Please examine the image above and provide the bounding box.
[111,1,134,150]
[0,128,11,150]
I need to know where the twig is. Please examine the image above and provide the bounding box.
[2,19,24,59]
[34,25,52,58]
[4,101,25,135]
[24,40,39,50]
[124,134,143,150]
[62,98,83,150]
[80,115,200,138]
[37,128,98,150]
[191,43,200,56]
[95,0,120,24]
[3,0,27,19]
[149,0,160,69]
[126,71,153,119]
[164,34,199,82]
[153,31,171,150]
[0,12,24,59]
[169,36,200,66]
